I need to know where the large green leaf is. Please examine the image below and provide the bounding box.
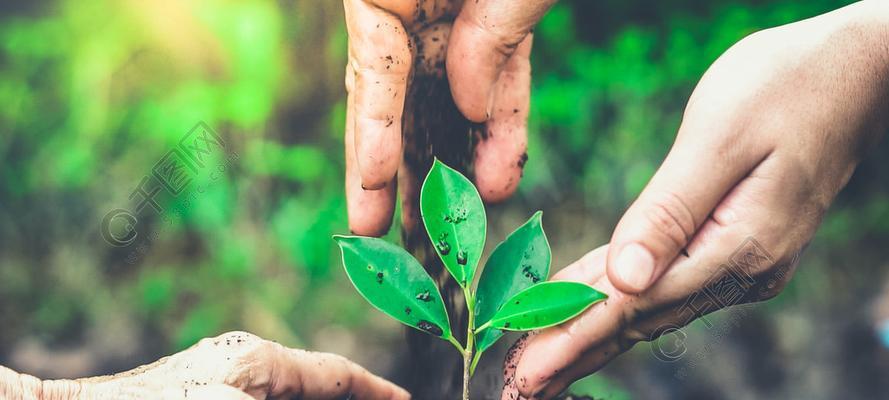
[486,281,607,331]
[334,235,452,340]
[420,159,486,287]
[474,211,551,353]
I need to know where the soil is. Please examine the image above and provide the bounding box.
[394,21,482,400]
[395,21,597,400]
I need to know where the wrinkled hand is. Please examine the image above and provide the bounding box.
[343,0,556,235]
[504,2,889,398]
[7,331,408,400]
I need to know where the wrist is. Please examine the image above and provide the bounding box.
[39,378,89,400]
[1,366,91,400]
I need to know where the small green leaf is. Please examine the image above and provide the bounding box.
[334,235,452,340]
[420,159,486,287]
[487,281,607,331]
[474,211,551,353]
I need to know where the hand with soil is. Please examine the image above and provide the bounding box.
[503,2,889,399]
[343,0,556,236]
[1,331,408,399]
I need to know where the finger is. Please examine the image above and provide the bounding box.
[549,244,609,283]
[273,349,410,400]
[448,0,556,122]
[641,152,807,309]
[474,34,532,203]
[501,245,608,400]
[501,332,535,400]
[346,63,397,236]
[532,339,623,400]
[517,235,738,398]
[509,246,639,398]
[606,110,774,294]
[344,0,411,189]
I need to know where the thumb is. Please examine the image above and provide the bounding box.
[606,132,767,294]
[447,0,556,122]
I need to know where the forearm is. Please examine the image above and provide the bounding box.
[847,0,889,143]
[1,366,88,400]
[806,0,889,154]
[852,0,889,75]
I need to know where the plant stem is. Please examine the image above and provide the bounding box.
[448,336,465,353]
[462,344,472,400]
[474,320,492,334]
[469,349,482,376]
[462,288,476,400]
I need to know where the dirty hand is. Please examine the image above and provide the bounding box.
[3,331,408,400]
[344,0,557,236]
[503,2,889,398]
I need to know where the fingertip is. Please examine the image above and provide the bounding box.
[606,242,655,294]
[475,169,520,203]
[346,180,396,237]
[355,125,402,190]
[514,358,554,399]
[393,386,411,400]
[348,217,392,238]
[510,335,564,399]
[446,64,494,123]
[473,114,527,204]
[447,16,498,123]
[349,208,392,237]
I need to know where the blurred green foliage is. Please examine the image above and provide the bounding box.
[2,0,888,397]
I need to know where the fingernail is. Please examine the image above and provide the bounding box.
[614,243,655,292]
[360,181,386,191]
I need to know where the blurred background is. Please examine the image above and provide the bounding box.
[1,0,888,399]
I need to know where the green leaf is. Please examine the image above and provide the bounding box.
[420,159,486,287]
[486,281,607,331]
[334,235,452,340]
[474,211,551,353]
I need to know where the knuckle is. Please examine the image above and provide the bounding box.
[640,191,697,249]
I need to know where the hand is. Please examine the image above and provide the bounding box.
[5,331,408,399]
[343,0,556,236]
[503,2,889,398]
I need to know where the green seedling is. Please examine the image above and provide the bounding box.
[334,159,607,400]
